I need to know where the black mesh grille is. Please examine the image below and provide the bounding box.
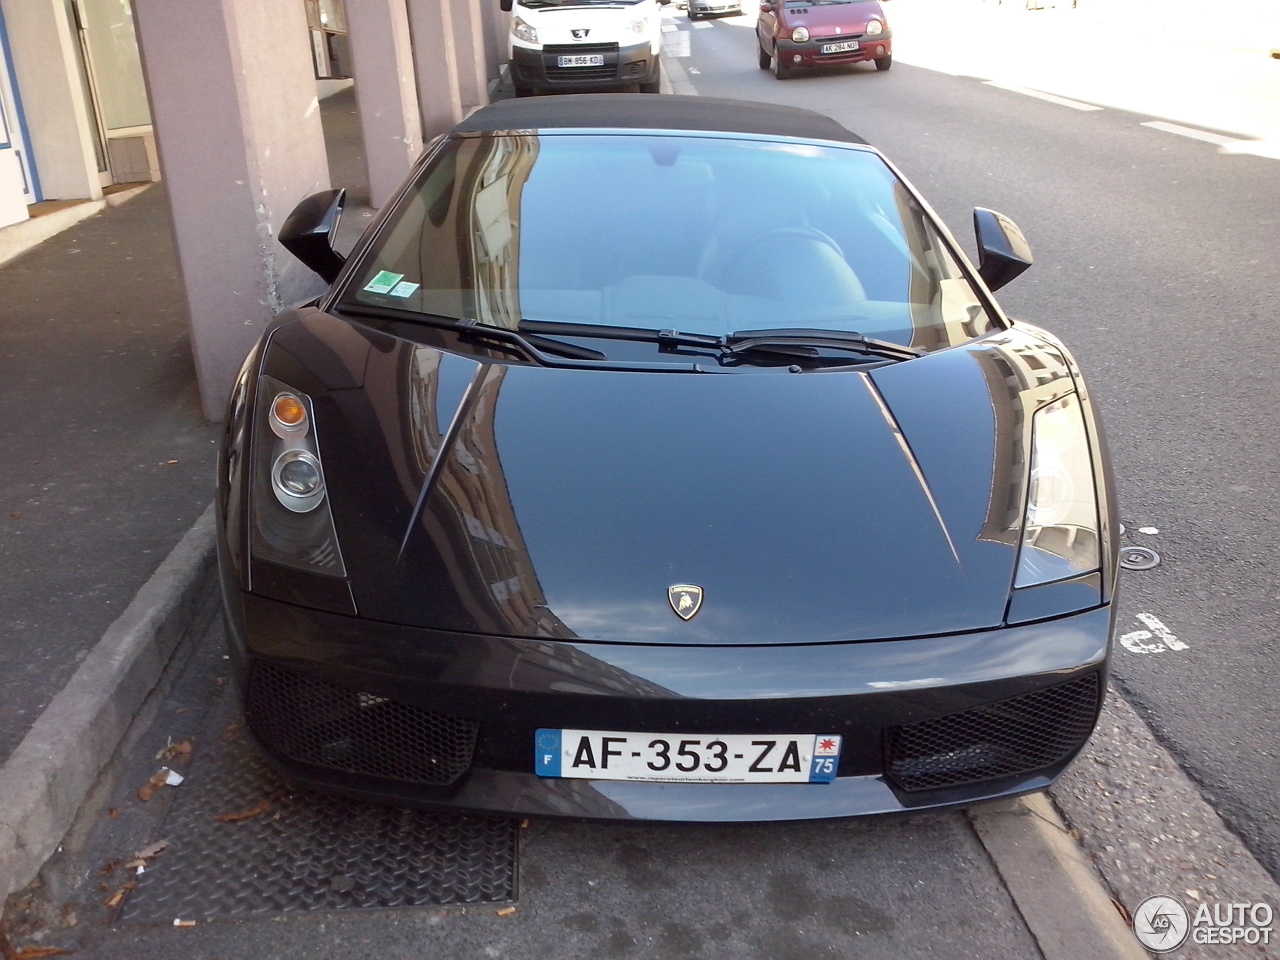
[246,662,478,786]
[885,674,1101,792]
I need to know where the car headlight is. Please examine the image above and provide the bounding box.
[1014,392,1100,588]
[628,15,649,34]
[864,19,883,35]
[512,16,538,44]
[250,376,346,576]
[791,26,810,42]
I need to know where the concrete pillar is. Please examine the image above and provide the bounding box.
[481,0,507,85]
[452,0,493,111]
[345,0,424,208]
[1,0,102,201]
[406,0,463,142]
[132,0,331,420]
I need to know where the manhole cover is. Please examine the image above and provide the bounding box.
[1119,546,1161,571]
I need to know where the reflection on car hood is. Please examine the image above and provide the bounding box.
[273,314,1076,645]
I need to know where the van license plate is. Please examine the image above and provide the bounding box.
[557,54,605,67]
[821,40,860,54]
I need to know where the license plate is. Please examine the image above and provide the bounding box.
[557,54,605,67]
[821,40,860,54]
[534,729,842,783]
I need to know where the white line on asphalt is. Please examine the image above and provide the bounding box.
[982,80,1103,111]
[1141,120,1241,146]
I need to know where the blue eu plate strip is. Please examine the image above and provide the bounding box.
[534,728,562,777]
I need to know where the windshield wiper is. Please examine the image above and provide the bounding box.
[337,304,607,361]
[519,320,920,367]
[724,328,922,364]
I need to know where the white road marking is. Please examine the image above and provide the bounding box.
[664,31,692,58]
[1141,120,1241,146]
[982,81,1103,111]
[1119,613,1189,654]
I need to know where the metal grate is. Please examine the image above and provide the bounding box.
[246,661,478,786]
[885,673,1101,792]
[119,727,517,922]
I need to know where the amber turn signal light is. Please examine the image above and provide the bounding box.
[272,393,307,431]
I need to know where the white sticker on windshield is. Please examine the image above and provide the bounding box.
[363,270,404,294]
[389,280,420,298]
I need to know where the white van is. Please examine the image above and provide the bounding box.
[499,0,667,96]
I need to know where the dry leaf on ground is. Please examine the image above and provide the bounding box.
[104,882,138,909]
[137,769,170,802]
[11,947,74,959]
[213,790,285,823]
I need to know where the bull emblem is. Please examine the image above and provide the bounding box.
[667,584,704,621]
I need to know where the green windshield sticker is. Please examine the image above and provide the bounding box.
[389,280,420,298]
[363,270,405,295]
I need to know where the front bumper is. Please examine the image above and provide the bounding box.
[510,39,658,90]
[690,0,742,13]
[226,589,1113,822]
[777,32,892,69]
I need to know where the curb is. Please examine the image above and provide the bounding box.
[969,792,1149,960]
[0,503,217,907]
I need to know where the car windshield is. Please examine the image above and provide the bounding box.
[340,132,998,353]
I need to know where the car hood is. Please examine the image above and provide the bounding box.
[781,0,886,36]
[271,314,1076,645]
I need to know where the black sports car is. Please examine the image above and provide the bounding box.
[218,94,1118,822]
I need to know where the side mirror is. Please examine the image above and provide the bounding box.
[973,207,1032,292]
[500,0,512,11]
[280,188,347,284]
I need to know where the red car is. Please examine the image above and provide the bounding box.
[757,0,892,78]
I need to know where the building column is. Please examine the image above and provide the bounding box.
[132,0,331,420]
[0,0,101,201]
[452,0,493,112]
[481,0,507,86]
[405,0,463,142]
[345,0,424,208]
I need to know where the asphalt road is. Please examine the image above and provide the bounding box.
[664,0,1280,880]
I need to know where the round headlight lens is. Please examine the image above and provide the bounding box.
[272,450,325,511]
[278,455,321,496]
[865,19,883,35]
[791,26,810,42]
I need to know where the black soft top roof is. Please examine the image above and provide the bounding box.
[453,94,869,146]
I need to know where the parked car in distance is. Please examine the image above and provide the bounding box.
[222,94,1119,824]
[501,0,665,96]
[758,0,892,78]
[688,0,743,19]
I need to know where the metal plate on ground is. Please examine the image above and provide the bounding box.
[119,715,517,923]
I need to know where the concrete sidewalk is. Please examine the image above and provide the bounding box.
[0,83,1151,960]
[0,87,369,904]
